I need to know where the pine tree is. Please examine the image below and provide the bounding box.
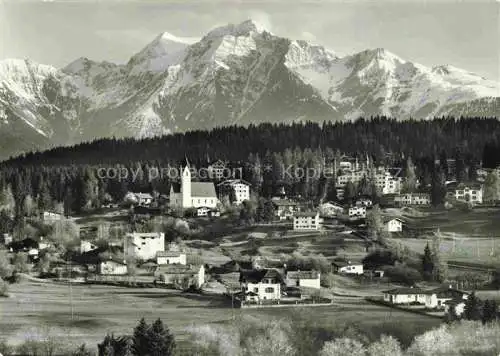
[483,171,499,203]
[147,318,176,356]
[422,243,434,281]
[464,292,482,321]
[132,318,150,356]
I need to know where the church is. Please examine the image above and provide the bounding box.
[169,162,218,209]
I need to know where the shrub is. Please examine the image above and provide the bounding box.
[319,338,366,356]
[383,264,423,286]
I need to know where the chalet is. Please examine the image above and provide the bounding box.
[97,257,128,275]
[383,217,403,233]
[453,183,483,205]
[424,286,469,309]
[154,264,205,289]
[382,287,427,304]
[156,251,187,265]
[394,193,431,206]
[331,261,363,275]
[285,270,320,289]
[346,206,366,219]
[218,179,251,205]
[207,160,228,180]
[196,207,210,217]
[272,199,299,220]
[293,211,321,230]
[126,232,165,261]
[319,202,344,217]
[239,269,283,302]
[208,209,221,217]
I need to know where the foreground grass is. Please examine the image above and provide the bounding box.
[0,280,440,351]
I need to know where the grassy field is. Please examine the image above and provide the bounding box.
[391,237,500,266]
[0,280,441,350]
[404,207,500,237]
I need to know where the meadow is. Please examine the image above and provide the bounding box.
[0,280,441,351]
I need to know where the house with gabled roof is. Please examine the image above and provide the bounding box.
[272,198,299,220]
[156,250,187,265]
[285,270,320,289]
[382,287,427,304]
[154,264,205,289]
[424,285,469,309]
[383,217,404,233]
[239,269,283,302]
[293,211,321,230]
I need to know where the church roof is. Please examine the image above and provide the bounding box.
[191,182,217,198]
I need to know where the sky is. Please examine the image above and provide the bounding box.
[0,0,498,80]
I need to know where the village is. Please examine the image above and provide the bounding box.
[2,153,500,327]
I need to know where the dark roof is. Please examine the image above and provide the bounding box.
[332,260,362,268]
[382,287,426,295]
[239,269,283,284]
[217,179,251,187]
[170,183,181,193]
[428,286,469,298]
[294,211,319,218]
[8,238,39,251]
[382,217,404,223]
[287,270,320,280]
[155,264,201,274]
[191,182,217,198]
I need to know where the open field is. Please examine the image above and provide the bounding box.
[403,207,500,238]
[0,280,441,350]
[391,237,500,266]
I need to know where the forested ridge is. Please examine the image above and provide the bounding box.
[2,116,499,168]
[0,116,499,219]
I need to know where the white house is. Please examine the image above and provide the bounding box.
[293,211,321,230]
[382,287,427,304]
[272,199,299,220]
[424,286,469,310]
[347,206,366,219]
[217,179,251,205]
[454,184,483,205]
[332,261,364,275]
[42,211,64,223]
[394,193,431,206]
[196,207,210,217]
[239,269,282,302]
[126,232,165,261]
[80,240,98,254]
[383,218,403,233]
[155,264,205,289]
[98,258,128,275]
[170,162,218,209]
[156,251,187,265]
[285,270,320,289]
[319,202,344,217]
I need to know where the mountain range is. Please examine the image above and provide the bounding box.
[0,19,498,160]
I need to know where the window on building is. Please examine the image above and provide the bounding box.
[265,287,274,293]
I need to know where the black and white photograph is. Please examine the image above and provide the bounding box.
[0,0,499,355]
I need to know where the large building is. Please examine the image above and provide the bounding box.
[394,193,431,206]
[218,179,251,205]
[126,232,165,261]
[293,211,321,230]
[239,269,283,302]
[453,183,483,205]
[170,162,218,209]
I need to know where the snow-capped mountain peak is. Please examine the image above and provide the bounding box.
[0,19,498,160]
[205,19,270,39]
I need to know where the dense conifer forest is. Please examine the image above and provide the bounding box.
[0,116,498,220]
